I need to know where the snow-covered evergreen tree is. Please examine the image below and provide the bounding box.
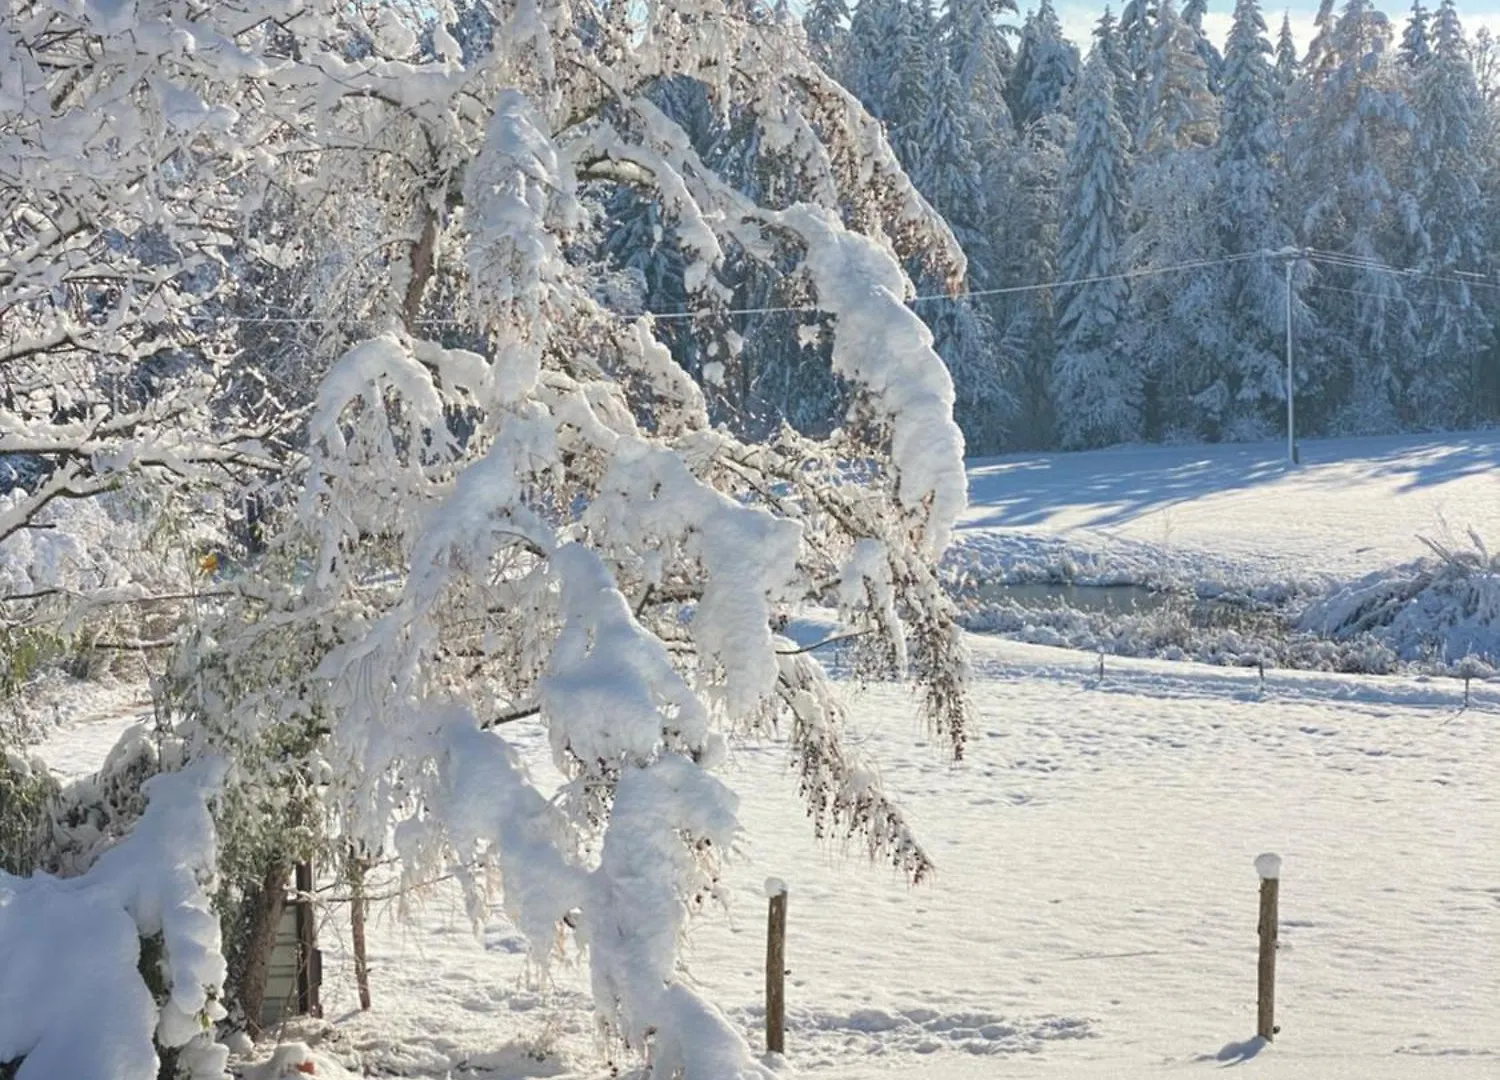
[1139,0,1220,149]
[942,0,1019,154]
[1400,0,1433,68]
[911,54,1010,449]
[1408,0,1493,422]
[1117,0,1156,137]
[1215,0,1305,435]
[1291,0,1422,429]
[892,0,938,163]
[806,0,854,74]
[1184,0,1227,91]
[847,0,906,119]
[1305,0,1342,82]
[996,117,1071,446]
[1275,12,1302,90]
[1124,0,1221,436]
[1010,0,1082,129]
[1095,7,1134,97]
[1054,49,1140,446]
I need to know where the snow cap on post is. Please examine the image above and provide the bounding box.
[1255,852,1282,880]
[764,877,788,898]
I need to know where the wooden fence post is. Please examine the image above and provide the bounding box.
[1255,853,1281,1042]
[294,860,321,1019]
[766,878,788,1056]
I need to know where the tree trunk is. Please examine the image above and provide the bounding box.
[349,852,372,1010]
[239,862,290,1038]
[402,208,439,329]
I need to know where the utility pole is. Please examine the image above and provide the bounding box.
[1282,249,1298,466]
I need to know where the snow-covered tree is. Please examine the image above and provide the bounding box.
[1117,0,1156,138]
[1275,12,1301,92]
[1305,0,1342,84]
[995,115,1071,447]
[847,0,906,120]
[1054,49,1140,446]
[1139,0,1220,150]
[1010,0,1082,129]
[943,0,1020,140]
[806,0,854,74]
[909,53,1010,450]
[1184,0,1228,91]
[1095,7,1134,98]
[1472,25,1500,104]
[1291,0,1422,429]
[85,3,973,1078]
[1121,0,1223,438]
[1400,0,1433,68]
[0,3,288,623]
[892,0,938,163]
[1214,0,1305,435]
[1407,0,1493,422]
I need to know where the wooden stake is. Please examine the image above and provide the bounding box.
[766,879,788,1055]
[1255,853,1281,1042]
[294,861,321,1018]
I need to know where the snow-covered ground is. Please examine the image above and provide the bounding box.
[959,430,1500,589]
[27,431,1500,1079]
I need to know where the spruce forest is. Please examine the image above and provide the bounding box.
[650,0,1500,452]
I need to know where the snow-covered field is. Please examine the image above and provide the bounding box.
[959,430,1500,588]
[29,431,1500,1079]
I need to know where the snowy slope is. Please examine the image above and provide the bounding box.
[31,643,1500,1080]
[170,633,1495,1080]
[961,431,1500,588]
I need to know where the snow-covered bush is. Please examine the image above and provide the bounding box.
[1299,532,1500,662]
[0,761,228,1080]
[0,752,57,877]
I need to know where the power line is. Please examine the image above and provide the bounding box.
[216,250,1275,329]
[642,250,1271,322]
[116,246,1500,331]
[1302,247,1500,294]
[1301,279,1484,311]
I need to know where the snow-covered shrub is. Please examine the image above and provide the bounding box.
[0,761,228,1080]
[0,752,57,877]
[161,590,336,1031]
[41,723,186,878]
[1300,532,1500,662]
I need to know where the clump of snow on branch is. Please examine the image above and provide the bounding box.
[768,204,967,557]
[0,760,227,1080]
